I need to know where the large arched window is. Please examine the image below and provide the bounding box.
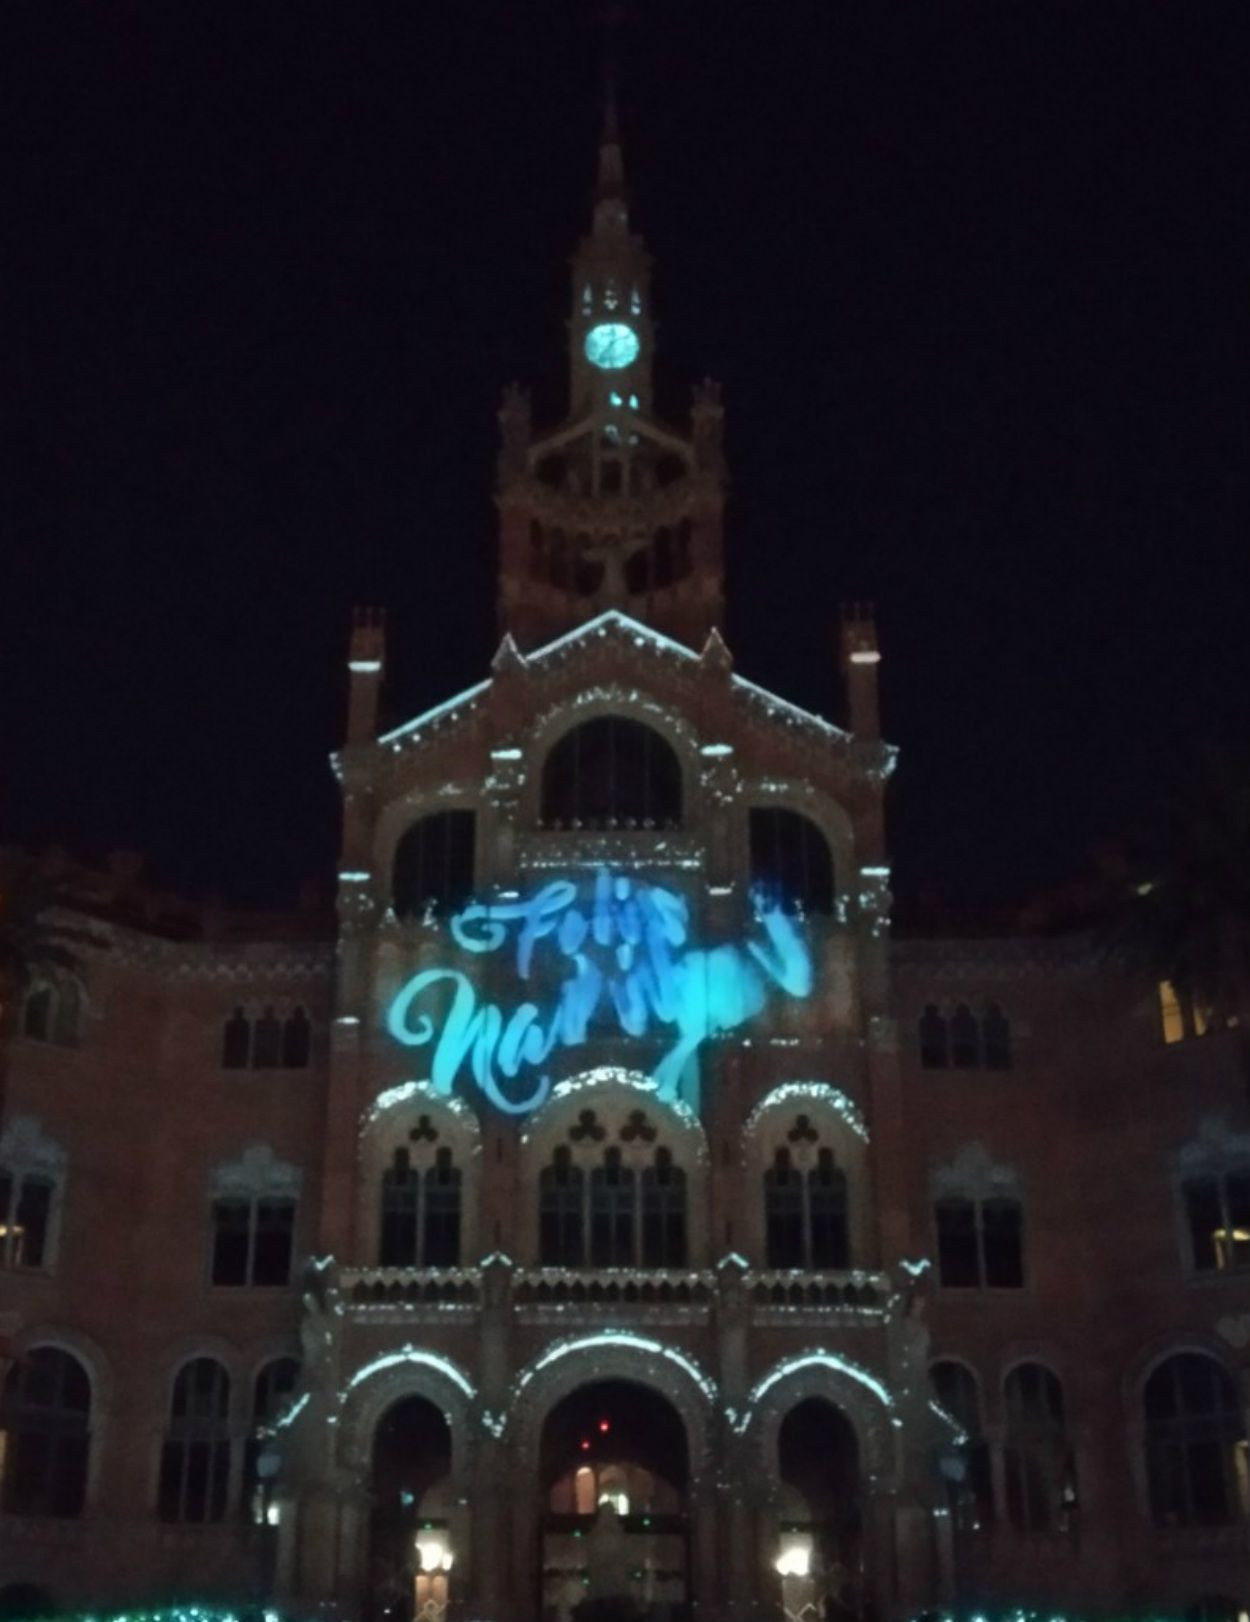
[392,810,476,919]
[748,807,835,915]
[0,1347,91,1517]
[1145,1354,1247,1527]
[159,1358,232,1523]
[930,1360,994,1531]
[379,1144,462,1268]
[1004,1363,1075,1533]
[541,717,682,829]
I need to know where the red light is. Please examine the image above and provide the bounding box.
[598,1420,611,1433]
[580,1439,591,1452]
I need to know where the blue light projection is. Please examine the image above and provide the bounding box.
[387,870,813,1116]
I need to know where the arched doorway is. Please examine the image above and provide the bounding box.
[368,1395,454,1622]
[539,1380,690,1622]
[776,1399,863,1622]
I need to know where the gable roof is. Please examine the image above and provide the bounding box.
[363,610,889,770]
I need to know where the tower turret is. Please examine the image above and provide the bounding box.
[496,97,725,652]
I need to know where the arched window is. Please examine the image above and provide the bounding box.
[393,809,476,918]
[159,1358,232,1523]
[379,1145,462,1268]
[641,1147,687,1267]
[281,1007,311,1069]
[221,1008,250,1069]
[748,807,835,915]
[982,1004,1012,1070]
[541,717,682,829]
[935,1195,1024,1288]
[0,1172,53,1271]
[590,1147,636,1266]
[919,1005,948,1069]
[22,981,83,1048]
[540,1146,585,1267]
[1004,1363,1074,1533]
[764,1143,849,1270]
[0,1347,90,1517]
[930,1361,994,1530]
[252,1007,282,1070]
[243,1357,299,1526]
[949,1004,980,1068]
[1145,1354,1247,1527]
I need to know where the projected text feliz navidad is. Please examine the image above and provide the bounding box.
[386,870,813,1114]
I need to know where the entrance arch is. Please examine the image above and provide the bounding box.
[539,1380,691,1622]
[777,1399,863,1622]
[368,1396,453,1622]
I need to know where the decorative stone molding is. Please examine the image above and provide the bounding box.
[336,1346,477,1480]
[506,1330,718,1479]
[929,1141,1020,1201]
[735,1350,897,1490]
[211,1142,302,1200]
[0,1115,67,1176]
[1178,1116,1250,1174]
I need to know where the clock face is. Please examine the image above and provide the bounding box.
[584,322,640,371]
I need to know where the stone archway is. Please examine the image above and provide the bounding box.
[508,1332,718,1622]
[737,1352,899,1622]
[335,1350,478,1622]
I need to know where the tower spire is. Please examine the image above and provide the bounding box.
[494,70,726,653]
[594,78,626,230]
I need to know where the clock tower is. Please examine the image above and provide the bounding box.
[496,96,726,652]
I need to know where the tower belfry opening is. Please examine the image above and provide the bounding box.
[496,97,726,652]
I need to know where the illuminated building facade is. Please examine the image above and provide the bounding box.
[3,107,1250,1622]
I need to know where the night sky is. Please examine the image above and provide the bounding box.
[3,1,1248,911]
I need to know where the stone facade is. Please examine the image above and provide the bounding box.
[3,107,1249,1622]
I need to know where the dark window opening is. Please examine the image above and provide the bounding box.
[1184,1172,1250,1273]
[936,1195,1024,1289]
[1004,1363,1074,1534]
[641,1147,687,1268]
[393,810,476,919]
[765,1147,805,1269]
[252,1008,281,1069]
[540,1146,584,1267]
[1145,1354,1246,1527]
[281,1008,311,1069]
[0,1348,90,1519]
[589,1147,635,1267]
[0,1173,53,1270]
[931,1360,994,1531]
[159,1358,231,1524]
[949,1004,980,1069]
[222,1008,250,1069]
[748,807,835,915]
[919,1005,948,1069]
[211,1196,295,1288]
[982,1004,1012,1070]
[542,717,682,829]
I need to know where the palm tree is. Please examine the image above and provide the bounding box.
[1103,742,1250,1080]
[0,851,107,1125]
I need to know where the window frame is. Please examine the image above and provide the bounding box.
[1181,1168,1250,1276]
[210,1193,297,1289]
[0,1344,92,1519]
[378,1144,462,1269]
[158,1357,233,1525]
[934,1193,1026,1291]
